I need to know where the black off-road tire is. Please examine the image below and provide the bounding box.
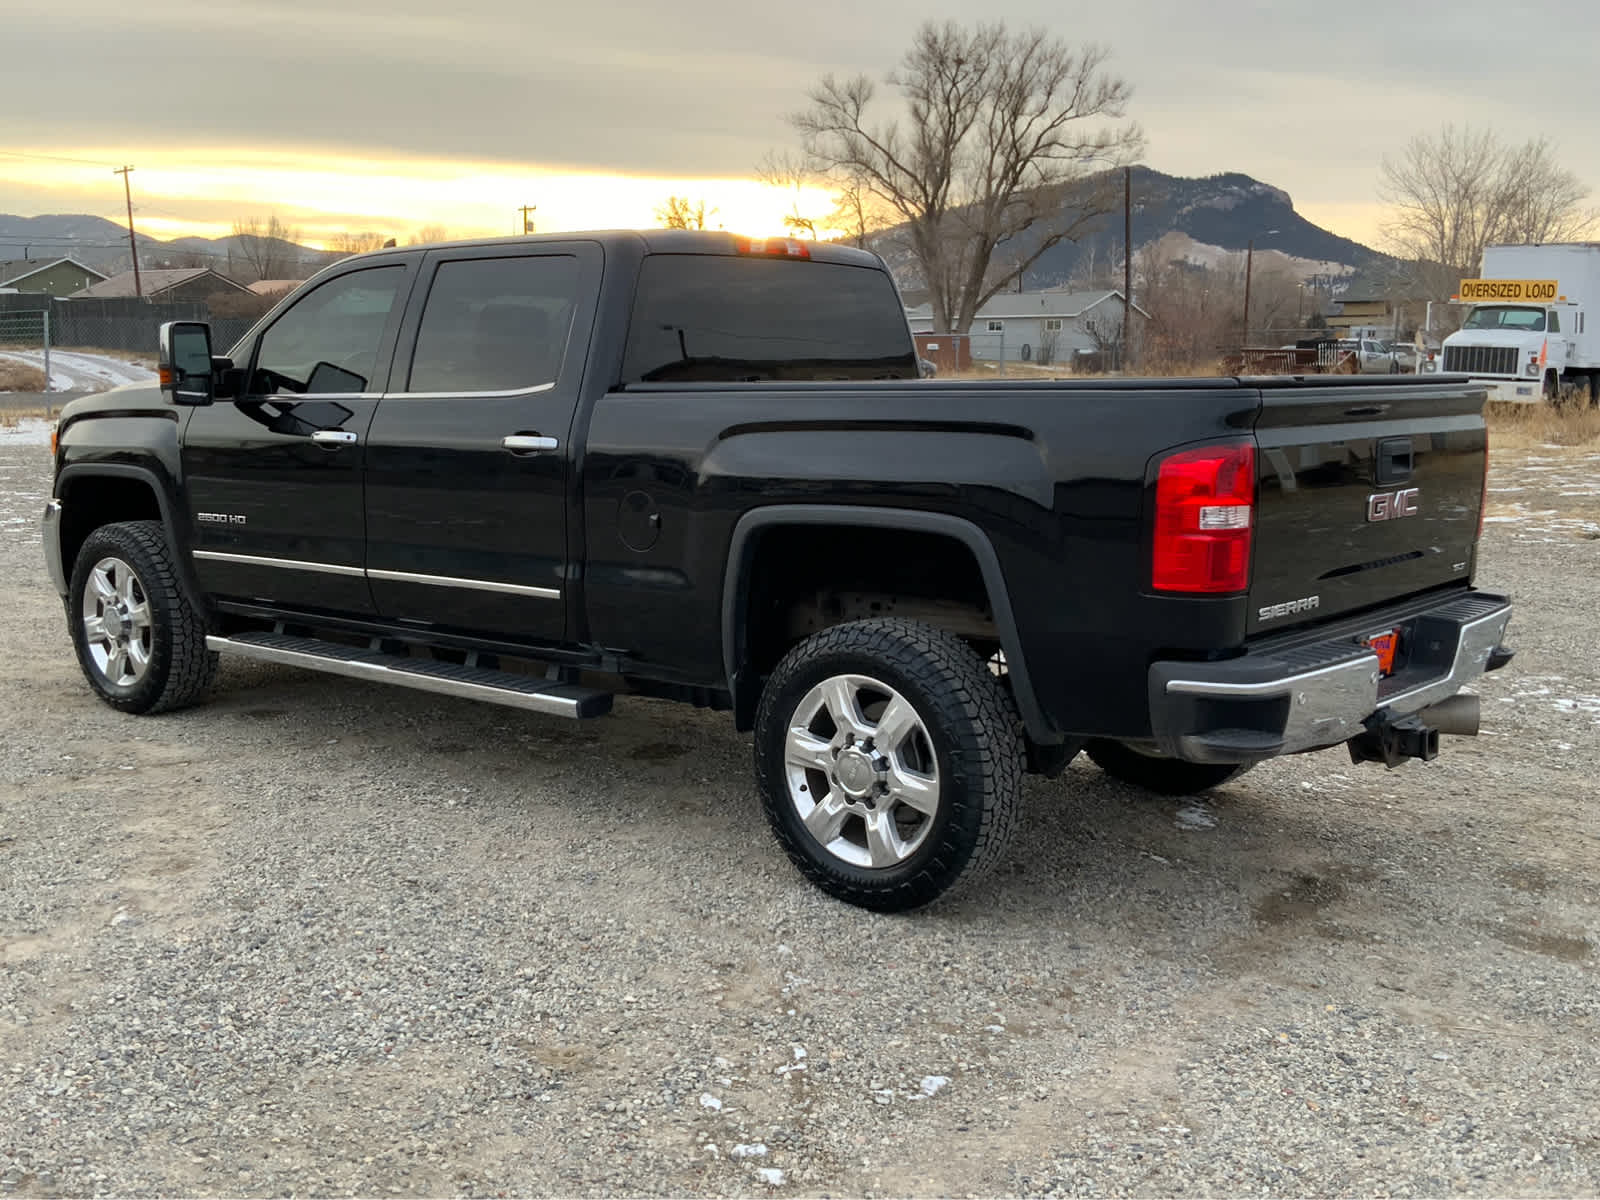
[68,520,217,714]
[1085,738,1253,796]
[754,618,1024,912]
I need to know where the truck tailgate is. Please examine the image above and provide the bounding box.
[1248,378,1486,637]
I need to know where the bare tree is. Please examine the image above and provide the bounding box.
[758,151,899,247]
[655,196,716,230]
[229,215,302,283]
[793,20,1142,333]
[328,231,389,255]
[827,170,896,249]
[757,151,821,239]
[407,224,450,246]
[164,248,213,270]
[1379,126,1596,298]
[1133,242,1239,370]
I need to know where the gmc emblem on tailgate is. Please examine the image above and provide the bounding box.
[1367,487,1420,523]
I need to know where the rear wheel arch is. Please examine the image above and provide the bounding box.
[720,505,1059,745]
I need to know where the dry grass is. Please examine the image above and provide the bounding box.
[1486,401,1600,452]
[0,406,50,430]
[0,359,48,392]
[938,359,1226,381]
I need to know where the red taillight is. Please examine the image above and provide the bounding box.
[1152,441,1256,593]
[734,236,810,259]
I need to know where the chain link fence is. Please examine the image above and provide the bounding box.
[0,308,55,396]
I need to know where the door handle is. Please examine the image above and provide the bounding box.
[502,435,559,454]
[311,429,359,446]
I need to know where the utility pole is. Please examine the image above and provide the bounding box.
[1122,165,1132,371]
[1241,238,1254,349]
[114,165,142,298]
[1241,229,1279,349]
[517,205,537,235]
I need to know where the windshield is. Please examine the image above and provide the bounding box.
[1462,305,1547,332]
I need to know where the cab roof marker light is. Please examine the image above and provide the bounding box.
[734,236,811,259]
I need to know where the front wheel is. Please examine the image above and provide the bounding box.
[68,520,217,714]
[754,619,1023,911]
[1085,739,1253,796]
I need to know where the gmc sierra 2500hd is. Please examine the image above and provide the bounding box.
[43,230,1513,910]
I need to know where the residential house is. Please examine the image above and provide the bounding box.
[73,267,251,302]
[905,288,1150,368]
[1329,268,1433,341]
[0,257,108,298]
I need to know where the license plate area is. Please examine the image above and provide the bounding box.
[1364,629,1401,676]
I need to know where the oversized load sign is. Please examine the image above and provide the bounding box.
[1456,279,1560,302]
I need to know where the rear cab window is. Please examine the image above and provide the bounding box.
[620,254,917,384]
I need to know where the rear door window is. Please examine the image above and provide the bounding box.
[620,255,917,383]
[407,255,581,394]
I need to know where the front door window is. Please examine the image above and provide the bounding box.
[250,266,406,396]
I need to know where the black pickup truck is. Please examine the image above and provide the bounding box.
[43,231,1513,910]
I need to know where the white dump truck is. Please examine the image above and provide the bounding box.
[1439,243,1598,405]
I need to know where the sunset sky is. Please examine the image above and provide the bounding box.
[4,0,1597,252]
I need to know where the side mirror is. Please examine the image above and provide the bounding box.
[159,321,216,406]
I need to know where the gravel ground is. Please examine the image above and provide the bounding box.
[1,432,1596,1198]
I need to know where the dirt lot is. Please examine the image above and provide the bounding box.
[1,422,1597,1197]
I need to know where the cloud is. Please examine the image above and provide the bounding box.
[4,0,1596,246]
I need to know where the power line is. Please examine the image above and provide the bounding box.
[0,148,118,167]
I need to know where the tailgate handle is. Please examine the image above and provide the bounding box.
[1376,437,1413,485]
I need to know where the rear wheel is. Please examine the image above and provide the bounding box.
[69,520,216,714]
[755,618,1023,911]
[1086,738,1253,796]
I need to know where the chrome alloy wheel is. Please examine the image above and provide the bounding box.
[81,556,154,687]
[783,673,941,869]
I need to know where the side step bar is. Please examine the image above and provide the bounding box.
[206,631,613,719]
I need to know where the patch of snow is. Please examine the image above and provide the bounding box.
[0,350,155,393]
[912,1075,950,1100]
[0,418,54,446]
[731,1143,768,1160]
[1175,804,1217,831]
[755,1167,786,1187]
[698,1093,722,1111]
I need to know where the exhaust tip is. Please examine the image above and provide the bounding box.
[1416,693,1481,738]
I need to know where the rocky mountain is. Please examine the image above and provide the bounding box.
[876,166,1385,294]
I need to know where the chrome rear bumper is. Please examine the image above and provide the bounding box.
[1147,591,1513,763]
